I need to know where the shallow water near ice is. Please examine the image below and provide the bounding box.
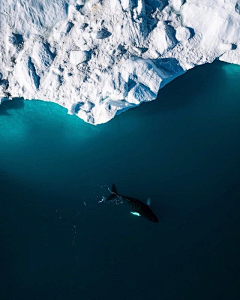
[1,61,240,300]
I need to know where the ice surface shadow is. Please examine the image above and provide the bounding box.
[145,0,167,10]
[152,58,184,77]
[28,58,40,89]
[0,98,25,115]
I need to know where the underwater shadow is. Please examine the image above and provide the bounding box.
[134,60,229,116]
[0,98,25,115]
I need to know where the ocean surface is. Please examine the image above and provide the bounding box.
[1,61,240,300]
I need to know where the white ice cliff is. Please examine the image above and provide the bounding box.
[1,0,240,124]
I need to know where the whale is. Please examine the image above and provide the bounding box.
[107,184,158,223]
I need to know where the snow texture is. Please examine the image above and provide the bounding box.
[1,0,240,124]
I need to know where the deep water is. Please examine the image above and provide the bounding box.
[1,61,240,300]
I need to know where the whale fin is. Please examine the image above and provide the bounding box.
[147,198,151,206]
[130,212,141,217]
[112,184,118,194]
[107,184,118,201]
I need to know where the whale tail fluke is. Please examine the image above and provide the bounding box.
[107,184,118,201]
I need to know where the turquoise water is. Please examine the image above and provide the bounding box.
[1,61,240,300]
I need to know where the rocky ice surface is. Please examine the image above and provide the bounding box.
[1,0,240,124]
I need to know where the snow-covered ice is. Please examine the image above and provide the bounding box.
[1,0,240,124]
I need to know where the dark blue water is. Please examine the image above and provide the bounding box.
[1,61,240,300]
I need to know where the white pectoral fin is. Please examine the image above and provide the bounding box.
[147,198,151,206]
[130,212,141,217]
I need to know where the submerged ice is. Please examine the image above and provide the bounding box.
[1,0,240,124]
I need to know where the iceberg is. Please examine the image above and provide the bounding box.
[1,0,240,124]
